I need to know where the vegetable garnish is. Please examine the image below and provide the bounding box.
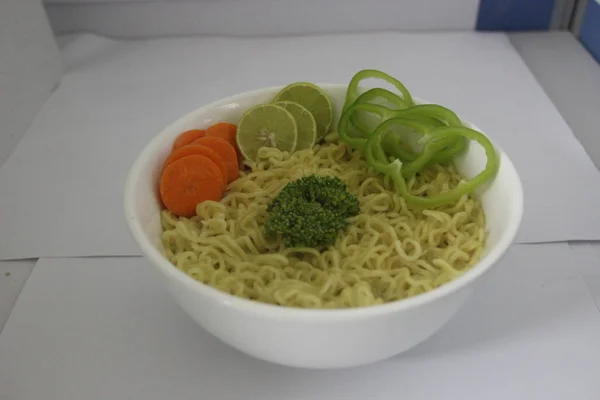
[348,88,409,134]
[342,69,413,112]
[206,123,238,150]
[159,70,497,222]
[264,175,360,248]
[159,155,224,217]
[274,101,318,151]
[273,82,333,138]
[192,137,240,183]
[163,145,228,190]
[364,125,499,208]
[236,103,298,161]
[172,129,206,150]
[343,90,467,164]
[337,69,499,208]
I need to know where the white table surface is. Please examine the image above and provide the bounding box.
[2,30,600,398]
[0,260,35,333]
[2,244,600,400]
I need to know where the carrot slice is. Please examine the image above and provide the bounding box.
[160,155,224,218]
[192,137,239,183]
[206,123,238,149]
[163,145,228,190]
[172,129,206,150]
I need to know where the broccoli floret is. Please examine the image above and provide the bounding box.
[265,175,360,248]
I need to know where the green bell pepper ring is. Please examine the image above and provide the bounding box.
[343,69,414,113]
[372,118,458,176]
[339,101,467,165]
[365,125,500,208]
[338,102,395,151]
[349,88,409,134]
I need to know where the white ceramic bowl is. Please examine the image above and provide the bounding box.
[124,84,523,369]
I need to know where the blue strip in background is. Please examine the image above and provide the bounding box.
[476,0,556,31]
[580,1,600,63]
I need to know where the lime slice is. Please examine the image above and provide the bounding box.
[273,82,332,138]
[236,104,298,162]
[274,101,317,151]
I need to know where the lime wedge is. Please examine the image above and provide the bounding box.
[274,101,317,151]
[273,82,332,138]
[236,104,298,162]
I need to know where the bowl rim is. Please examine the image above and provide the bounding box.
[124,83,524,321]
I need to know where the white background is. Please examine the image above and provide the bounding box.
[42,0,480,38]
[0,0,61,167]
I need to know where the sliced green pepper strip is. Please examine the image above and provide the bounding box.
[392,104,467,164]
[349,88,409,134]
[340,100,468,165]
[376,118,433,162]
[429,136,467,164]
[338,102,395,151]
[393,104,462,127]
[402,135,459,177]
[412,116,446,128]
[352,88,408,109]
[365,126,500,208]
[373,118,458,176]
[343,69,414,113]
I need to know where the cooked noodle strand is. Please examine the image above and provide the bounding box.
[162,134,486,309]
